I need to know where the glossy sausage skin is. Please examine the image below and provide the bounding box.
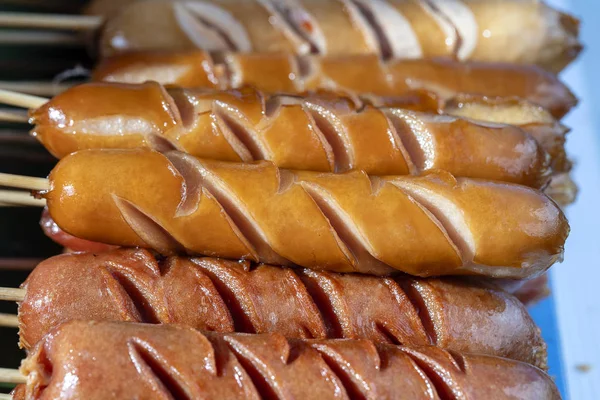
[444,94,571,174]
[87,0,580,72]
[93,52,577,118]
[42,149,569,278]
[16,321,560,400]
[18,248,547,368]
[30,83,551,187]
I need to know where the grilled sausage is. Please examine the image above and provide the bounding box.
[93,52,577,118]
[86,0,580,72]
[41,148,569,278]
[16,321,560,399]
[18,248,547,367]
[30,83,551,187]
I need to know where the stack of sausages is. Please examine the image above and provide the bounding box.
[11,1,581,398]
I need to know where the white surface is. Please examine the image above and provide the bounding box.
[546,0,600,399]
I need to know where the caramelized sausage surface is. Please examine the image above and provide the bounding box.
[30,83,552,187]
[93,52,577,118]
[19,248,546,368]
[17,321,560,400]
[42,149,569,278]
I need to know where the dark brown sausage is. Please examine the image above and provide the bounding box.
[19,248,546,368]
[17,321,560,400]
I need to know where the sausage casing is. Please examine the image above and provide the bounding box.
[88,0,580,72]
[18,248,547,367]
[30,83,551,187]
[42,149,569,278]
[93,52,577,118]
[16,321,560,400]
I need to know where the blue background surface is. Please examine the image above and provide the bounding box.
[535,1,600,399]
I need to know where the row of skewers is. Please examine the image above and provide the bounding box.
[0,0,582,398]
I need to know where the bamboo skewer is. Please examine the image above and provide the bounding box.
[0,81,75,97]
[0,29,84,46]
[0,109,28,123]
[0,89,47,110]
[0,130,38,144]
[0,289,22,329]
[0,191,46,207]
[0,368,26,384]
[0,288,25,302]
[0,12,101,31]
[0,313,18,328]
[0,259,42,271]
[0,173,49,191]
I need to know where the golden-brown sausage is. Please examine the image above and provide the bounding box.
[93,52,578,118]
[17,321,560,400]
[42,149,569,278]
[30,83,552,187]
[87,0,580,72]
[18,248,547,367]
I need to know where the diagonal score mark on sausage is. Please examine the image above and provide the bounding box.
[397,279,441,347]
[389,178,475,266]
[212,101,266,162]
[345,0,423,60]
[300,180,395,275]
[256,0,324,54]
[174,2,251,52]
[223,333,349,399]
[166,152,290,266]
[189,259,264,334]
[426,0,479,60]
[127,338,195,400]
[308,340,446,399]
[401,346,469,400]
[98,266,163,324]
[113,195,186,256]
[302,101,355,173]
[222,334,304,399]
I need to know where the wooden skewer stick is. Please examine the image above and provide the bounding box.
[0,288,26,302]
[0,173,49,191]
[0,29,85,46]
[0,0,81,11]
[0,191,46,207]
[0,89,47,110]
[0,313,19,328]
[0,368,26,384]
[0,80,75,97]
[0,129,38,144]
[0,109,29,123]
[0,12,102,31]
[0,259,41,270]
